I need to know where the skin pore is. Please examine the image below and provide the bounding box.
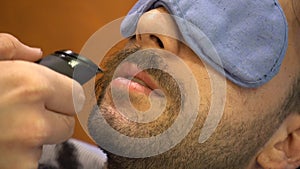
[88,0,300,168]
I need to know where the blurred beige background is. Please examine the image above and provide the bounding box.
[0,0,137,144]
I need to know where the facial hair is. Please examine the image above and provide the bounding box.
[88,47,287,169]
[92,48,182,138]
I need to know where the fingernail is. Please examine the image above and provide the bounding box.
[72,82,86,114]
[32,47,43,55]
[28,46,43,56]
[22,43,43,56]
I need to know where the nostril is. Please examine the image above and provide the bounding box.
[150,35,164,49]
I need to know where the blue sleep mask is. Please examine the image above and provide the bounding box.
[120,0,288,88]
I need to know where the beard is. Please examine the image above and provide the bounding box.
[92,48,182,138]
[87,47,285,169]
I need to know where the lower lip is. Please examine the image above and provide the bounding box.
[111,77,153,96]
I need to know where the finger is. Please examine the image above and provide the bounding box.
[2,146,42,169]
[41,109,75,145]
[43,69,86,115]
[0,60,85,116]
[24,109,75,145]
[0,33,42,61]
[1,101,75,146]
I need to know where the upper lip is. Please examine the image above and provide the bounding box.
[113,62,160,91]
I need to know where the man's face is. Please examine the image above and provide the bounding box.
[89,5,299,169]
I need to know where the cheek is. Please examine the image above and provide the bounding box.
[222,81,285,127]
[182,57,212,106]
[178,46,211,94]
[177,45,214,119]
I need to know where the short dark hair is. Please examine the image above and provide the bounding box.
[284,75,300,115]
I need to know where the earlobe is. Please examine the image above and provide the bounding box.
[256,113,300,169]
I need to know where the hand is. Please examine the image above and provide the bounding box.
[0,33,85,169]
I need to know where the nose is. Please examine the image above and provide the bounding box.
[135,7,181,54]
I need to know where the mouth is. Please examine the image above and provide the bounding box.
[111,62,163,97]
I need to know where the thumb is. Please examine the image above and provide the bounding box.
[0,33,42,61]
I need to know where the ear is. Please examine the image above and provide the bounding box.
[256,112,300,169]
